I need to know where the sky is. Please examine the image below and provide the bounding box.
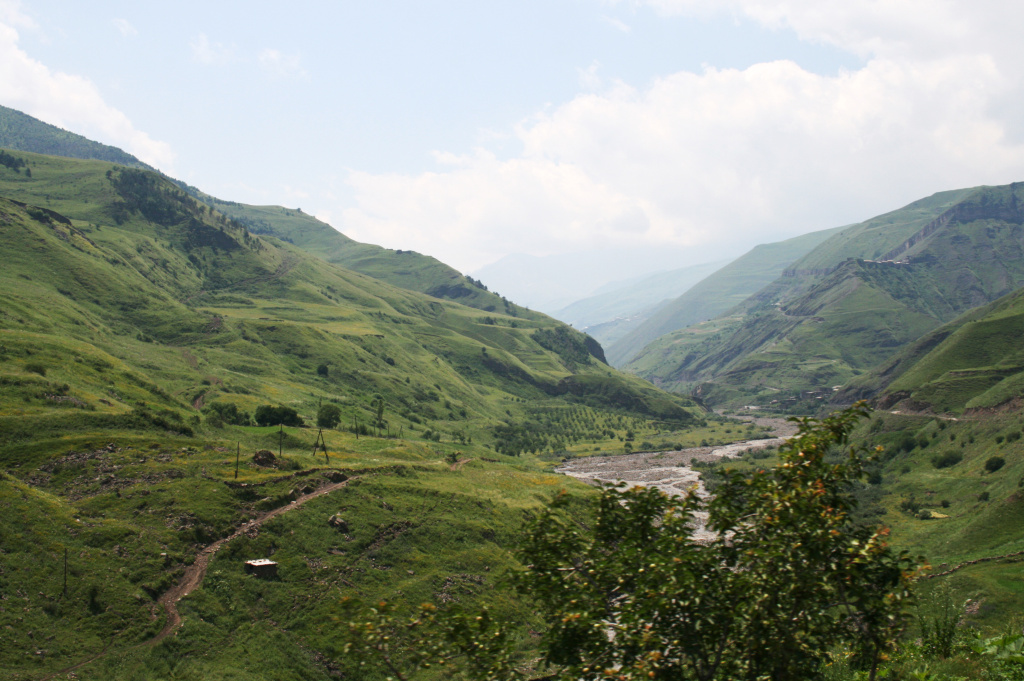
[3,1,1024,303]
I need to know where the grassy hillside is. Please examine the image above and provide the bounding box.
[837,286,1024,414]
[0,150,699,433]
[625,183,1024,408]
[0,150,715,679]
[607,226,842,366]
[849,411,1024,634]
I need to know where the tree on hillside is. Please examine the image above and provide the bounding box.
[371,394,387,436]
[317,403,341,429]
[342,403,918,680]
[254,404,303,427]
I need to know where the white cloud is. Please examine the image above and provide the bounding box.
[0,0,34,30]
[340,1,1024,272]
[112,18,136,38]
[601,15,632,32]
[258,48,308,80]
[0,19,174,168]
[190,33,235,65]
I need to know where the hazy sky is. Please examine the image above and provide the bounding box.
[3,1,1024,276]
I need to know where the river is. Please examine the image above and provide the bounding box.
[554,416,798,540]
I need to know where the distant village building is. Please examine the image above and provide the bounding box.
[244,559,278,578]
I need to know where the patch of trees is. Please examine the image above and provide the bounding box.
[108,168,199,226]
[204,402,251,427]
[254,404,303,427]
[532,326,596,369]
[931,451,963,469]
[493,406,616,456]
[0,150,28,173]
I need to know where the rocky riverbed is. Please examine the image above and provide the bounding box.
[555,416,798,540]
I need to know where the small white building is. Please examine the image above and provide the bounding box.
[244,559,278,578]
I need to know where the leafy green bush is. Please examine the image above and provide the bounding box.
[204,402,251,426]
[932,451,963,469]
[985,456,1007,473]
[254,404,303,427]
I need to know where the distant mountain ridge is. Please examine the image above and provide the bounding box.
[551,260,728,348]
[606,226,843,366]
[624,183,1024,408]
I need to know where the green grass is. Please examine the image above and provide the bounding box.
[853,412,1024,632]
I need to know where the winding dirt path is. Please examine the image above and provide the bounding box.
[40,475,357,680]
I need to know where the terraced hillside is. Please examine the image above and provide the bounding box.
[625,183,1024,408]
[0,150,699,436]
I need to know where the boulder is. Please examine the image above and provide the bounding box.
[325,471,348,483]
[253,450,276,466]
[328,514,349,532]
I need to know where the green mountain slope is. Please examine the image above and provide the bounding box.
[838,286,1024,414]
[0,150,694,432]
[0,105,534,317]
[625,183,1024,408]
[607,226,842,366]
[0,104,152,169]
[0,150,709,680]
